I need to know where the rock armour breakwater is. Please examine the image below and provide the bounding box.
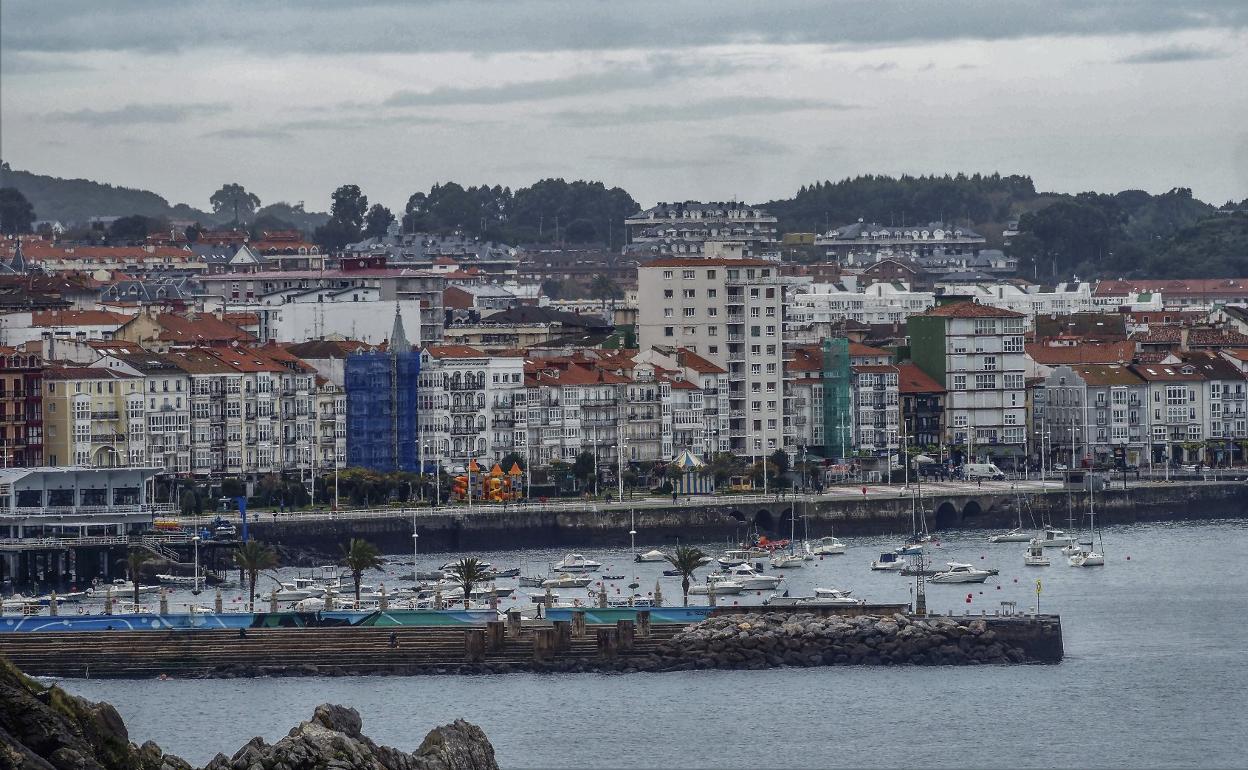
[651,612,1062,670]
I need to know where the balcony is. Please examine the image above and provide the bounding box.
[491,417,515,427]
[450,425,482,436]
[450,402,481,414]
[90,410,120,421]
[446,381,485,391]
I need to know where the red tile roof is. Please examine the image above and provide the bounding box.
[144,313,252,344]
[896,363,945,394]
[424,344,489,359]
[916,301,1024,319]
[1025,341,1135,365]
[676,348,727,374]
[31,310,131,327]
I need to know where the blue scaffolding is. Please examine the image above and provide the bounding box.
[345,308,421,472]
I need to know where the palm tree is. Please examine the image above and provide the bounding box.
[121,549,151,608]
[447,557,492,609]
[664,546,706,607]
[589,274,622,310]
[341,538,383,604]
[234,540,279,611]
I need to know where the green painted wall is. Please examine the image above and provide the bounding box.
[907,315,948,387]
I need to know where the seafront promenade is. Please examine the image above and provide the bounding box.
[210,477,1248,553]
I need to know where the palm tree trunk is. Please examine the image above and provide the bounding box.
[682,577,690,606]
[354,573,361,603]
[248,570,256,612]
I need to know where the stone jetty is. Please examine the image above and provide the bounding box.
[652,612,1061,668]
[0,654,498,770]
[0,611,1061,678]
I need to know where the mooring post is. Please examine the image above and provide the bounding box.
[616,619,635,652]
[379,584,388,611]
[653,581,663,607]
[464,629,486,662]
[597,583,608,608]
[159,588,169,616]
[214,587,223,614]
[486,620,505,651]
[571,609,587,638]
[48,590,58,617]
[506,609,523,638]
[552,619,572,651]
[104,587,114,615]
[636,610,651,638]
[532,628,555,661]
[269,588,277,614]
[596,628,618,658]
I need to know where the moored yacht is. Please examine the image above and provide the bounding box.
[689,577,745,596]
[552,554,601,572]
[928,562,992,583]
[635,549,667,563]
[810,536,847,555]
[989,528,1033,543]
[1039,528,1075,548]
[870,552,907,571]
[709,564,783,590]
[1024,540,1050,566]
[770,552,804,569]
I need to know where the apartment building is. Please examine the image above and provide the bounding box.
[43,367,144,468]
[418,345,525,473]
[908,302,1028,464]
[852,365,900,455]
[0,349,43,467]
[637,258,787,459]
[627,202,778,258]
[522,361,628,479]
[1044,364,1149,467]
[897,362,946,451]
[100,352,192,474]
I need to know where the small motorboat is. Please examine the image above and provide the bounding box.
[928,562,993,584]
[635,549,667,563]
[293,597,325,612]
[896,542,924,556]
[810,536,847,555]
[717,549,753,569]
[989,528,1033,543]
[552,554,601,572]
[689,578,744,596]
[155,573,198,586]
[1039,528,1075,548]
[1069,550,1105,567]
[484,568,520,579]
[542,573,593,589]
[517,575,546,587]
[1061,543,1084,557]
[1024,540,1050,566]
[601,574,625,581]
[770,552,804,569]
[870,552,907,571]
[709,564,783,590]
[812,587,866,605]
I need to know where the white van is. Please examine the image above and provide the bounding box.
[962,462,1006,481]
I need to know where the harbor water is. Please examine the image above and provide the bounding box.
[60,518,1248,768]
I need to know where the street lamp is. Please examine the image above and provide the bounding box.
[191,535,201,595]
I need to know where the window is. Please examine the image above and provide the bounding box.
[662,270,673,279]
[974,319,996,335]
[664,308,673,318]
[1004,373,1024,390]
[952,374,966,390]
[707,288,717,298]
[707,326,718,336]
[683,288,696,298]
[664,327,674,337]
[975,373,996,390]
[983,355,997,371]
[682,307,695,317]
[663,289,673,298]
[682,270,695,279]
[1003,336,1024,353]
[707,307,718,317]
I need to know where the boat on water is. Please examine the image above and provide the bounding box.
[812,587,866,605]
[552,554,601,572]
[870,552,908,571]
[810,536,847,555]
[990,528,1033,543]
[1024,540,1051,566]
[928,562,993,584]
[1069,550,1105,567]
[484,568,520,579]
[155,573,199,586]
[717,549,755,569]
[517,575,546,588]
[635,549,667,562]
[1039,528,1075,548]
[689,577,745,596]
[541,573,594,589]
[770,552,804,569]
[1069,478,1107,567]
[709,564,783,590]
[896,542,924,556]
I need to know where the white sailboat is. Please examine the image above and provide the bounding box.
[1069,483,1106,567]
[770,507,804,568]
[990,493,1035,542]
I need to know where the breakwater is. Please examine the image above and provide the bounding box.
[0,609,1061,678]
[245,480,1248,555]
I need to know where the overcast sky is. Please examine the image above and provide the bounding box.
[2,1,1246,214]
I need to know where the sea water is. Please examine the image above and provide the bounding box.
[61,518,1248,768]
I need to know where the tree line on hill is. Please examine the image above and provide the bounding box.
[2,160,1244,278]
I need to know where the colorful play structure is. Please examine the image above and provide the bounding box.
[452,461,525,503]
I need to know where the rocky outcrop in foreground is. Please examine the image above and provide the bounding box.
[655,612,1034,669]
[0,656,497,770]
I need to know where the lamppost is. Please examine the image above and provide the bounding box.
[191,535,201,595]
[412,530,419,578]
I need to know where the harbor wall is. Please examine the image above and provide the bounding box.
[0,611,1062,678]
[245,481,1248,556]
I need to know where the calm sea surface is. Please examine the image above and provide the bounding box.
[61,518,1248,769]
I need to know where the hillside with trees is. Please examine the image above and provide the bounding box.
[0,162,211,225]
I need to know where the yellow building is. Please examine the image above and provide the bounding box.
[43,367,145,468]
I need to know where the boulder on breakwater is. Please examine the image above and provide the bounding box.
[650,612,1050,669]
[0,654,498,770]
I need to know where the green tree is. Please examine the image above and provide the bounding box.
[589,274,622,308]
[572,451,596,489]
[234,540,279,611]
[663,546,706,606]
[447,557,492,609]
[540,278,564,299]
[330,184,368,232]
[341,538,383,603]
[121,549,151,608]
[0,188,36,234]
[363,203,395,239]
[707,453,743,485]
[209,183,261,224]
[108,214,162,243]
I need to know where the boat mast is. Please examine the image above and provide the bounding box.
[629,508,637,558]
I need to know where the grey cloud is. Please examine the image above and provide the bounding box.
[857,62,898,73]
[277,114,455,131]
[383,55,744,107]
[203,127,294,141]
[711,135,793,157]
[4,1,1247,55]
[552,97,853,128]
[1116,45,1228,64]
[47,102,225,126]
[0,52,91,75]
